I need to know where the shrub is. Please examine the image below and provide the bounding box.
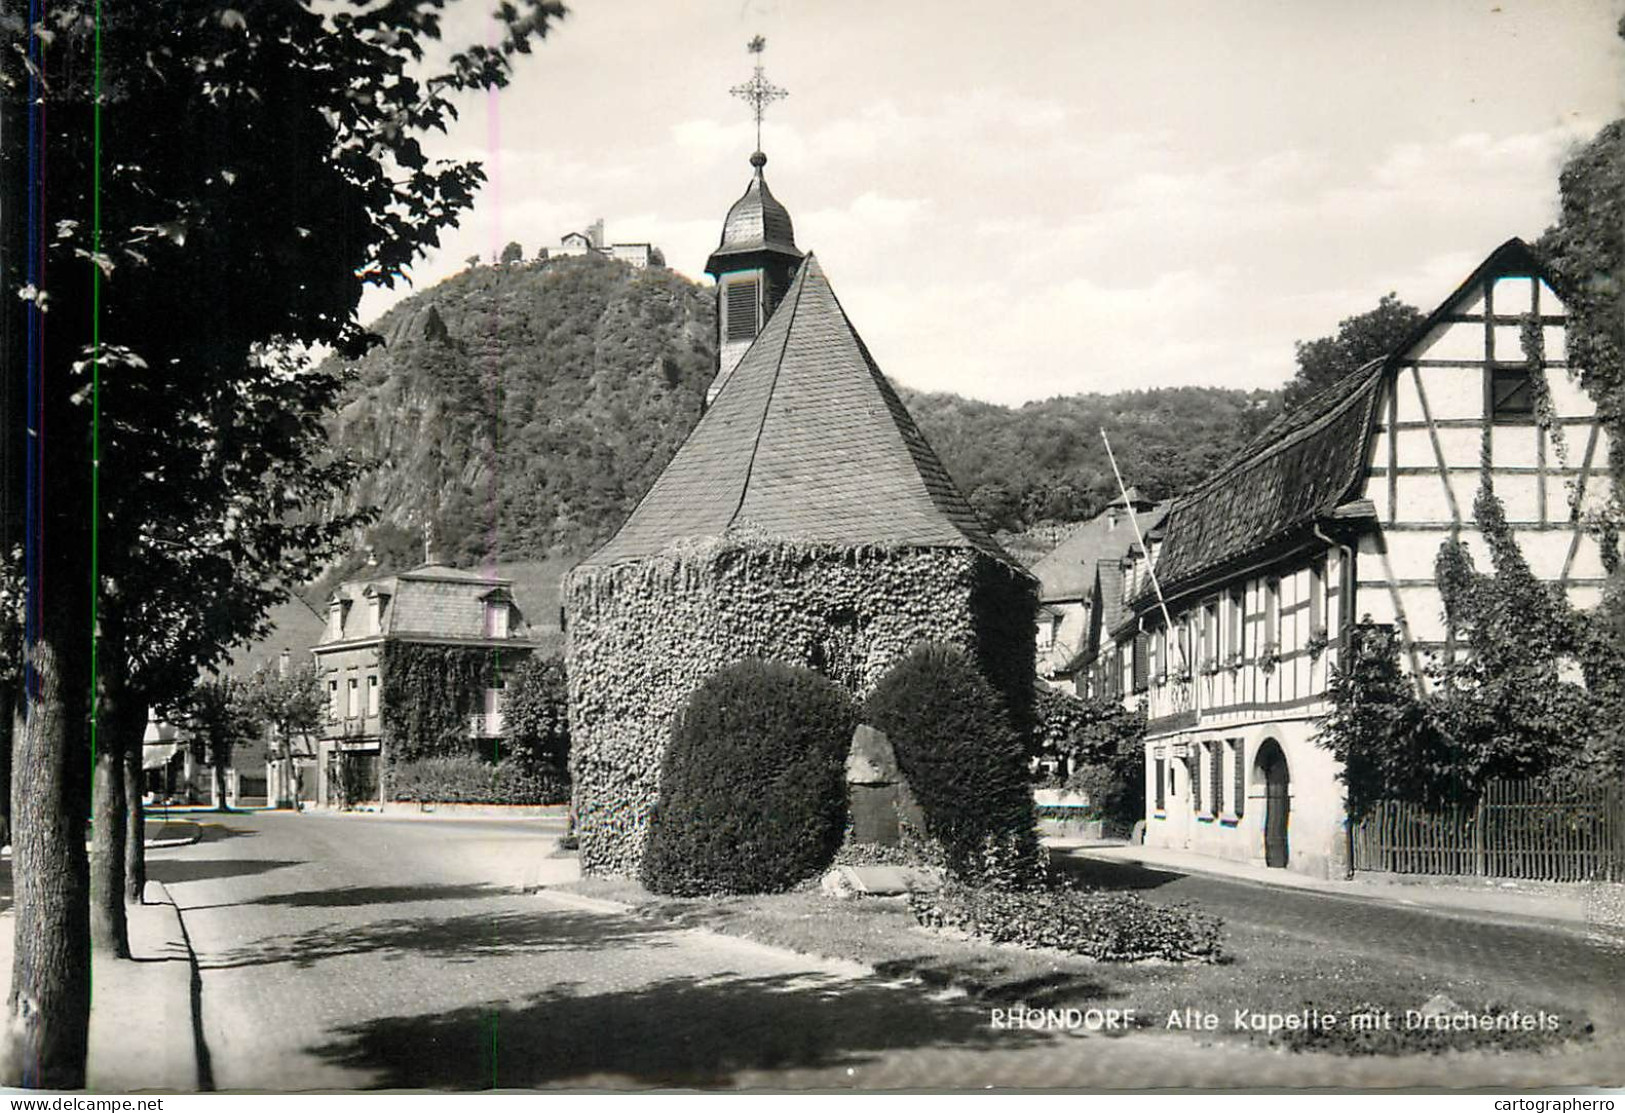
[641,660,858,896]
[389,753,570,806]
[909,882,1223,962]
[865,643,1041,886]
[1064,761,1140,829]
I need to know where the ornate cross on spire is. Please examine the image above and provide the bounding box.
[730,35,787,156]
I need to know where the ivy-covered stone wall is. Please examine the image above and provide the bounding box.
[564,537,1037,876]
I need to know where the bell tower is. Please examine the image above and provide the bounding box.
[704,38,803,405]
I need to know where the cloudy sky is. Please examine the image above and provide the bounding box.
[361,0,1625,406]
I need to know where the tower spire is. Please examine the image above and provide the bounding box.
[730,35,787,156]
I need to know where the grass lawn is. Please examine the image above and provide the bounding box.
[562,872,1595,1057]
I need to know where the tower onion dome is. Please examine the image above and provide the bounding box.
[705,152,802,276]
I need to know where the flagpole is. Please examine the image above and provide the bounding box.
[1100,429,1185,670]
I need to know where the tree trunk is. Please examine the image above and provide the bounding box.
[123,701,146,904]
[8,606,93,1089]
[213,753,229,812]
[90,594,131,955]
[89,657,129,957]
[0,684,13,850]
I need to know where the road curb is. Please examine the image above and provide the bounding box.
[1054,843,1604,935]
[146,880,215,1091]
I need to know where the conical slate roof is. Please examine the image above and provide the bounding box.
[705,153,801,274]
[581,254,1017,569]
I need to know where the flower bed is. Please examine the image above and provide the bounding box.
[909,882,1223,962]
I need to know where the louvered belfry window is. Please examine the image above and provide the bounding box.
[725,277,761,342]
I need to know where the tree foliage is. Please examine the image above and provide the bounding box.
[1319,489,1612,815]
[503,654,569,768]
[1,1,565,1083]
[902,386,1279,536]
[172,678,256,811]
[1282,293,1424,412]
[1540,100,1625,513]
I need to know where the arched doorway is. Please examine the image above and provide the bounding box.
[1255,740,1290,868]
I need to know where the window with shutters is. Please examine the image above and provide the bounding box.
[1210,739,1224,817]
[1231,739,1245,818]
[1132,633,1149,692]
[1227,586,1244,659]
[1154,758,1166,812]
[725,277,761,342]
[1202,600,1219,668]
[1309,556,1327,636]
[1189,754,1201,814]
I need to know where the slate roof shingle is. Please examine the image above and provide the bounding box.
[1031,503,1167,601]
[581,254,1022,571]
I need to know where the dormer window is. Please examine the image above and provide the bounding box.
[484,600,510,639]
[327,601,348,640]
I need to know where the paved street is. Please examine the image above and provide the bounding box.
[1049,850,1625,1031]
[146,812,1625,1091]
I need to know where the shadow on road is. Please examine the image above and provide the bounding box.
[244,883,508,910]
[310,969,1053,1088]
[1046,853,1187,892]
[205,906,681,971]
[148,858,305,885]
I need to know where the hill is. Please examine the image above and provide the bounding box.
[320,253,717,571]
[902,386,1282,537]
[314,255,1282,592]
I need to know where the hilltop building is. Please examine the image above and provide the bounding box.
[1082,239,1614,879]
[1030,488,1164,688]
[564,150,1037,877]
[542,218,658,269]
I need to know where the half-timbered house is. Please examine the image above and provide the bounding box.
[1095,239,1613,878]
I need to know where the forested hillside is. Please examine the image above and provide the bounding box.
[321,253,716,569]
[903,387,1281,536]
[317,255,1282,584]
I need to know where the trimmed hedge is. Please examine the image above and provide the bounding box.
[389,754,570,805]
[865,643,1041,887]
[641,659,858,896]
[910,883,1223,962]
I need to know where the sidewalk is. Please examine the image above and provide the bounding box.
[1050,838,1624,931]
[0,881,202,1091]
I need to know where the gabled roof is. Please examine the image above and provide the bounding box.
[581,254,1021,570]
[1135,237,1551,608]
[1031,502,1167,601]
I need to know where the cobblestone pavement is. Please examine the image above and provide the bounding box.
[150,813,1625,1091]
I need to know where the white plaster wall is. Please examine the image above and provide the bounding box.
[1144,719,1349,879]
[1414,322,1485,365]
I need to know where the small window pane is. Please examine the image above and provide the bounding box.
[1491,368,1534,417]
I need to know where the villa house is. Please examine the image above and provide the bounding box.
[1088,238,1614,878]
[312,562,542,807]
